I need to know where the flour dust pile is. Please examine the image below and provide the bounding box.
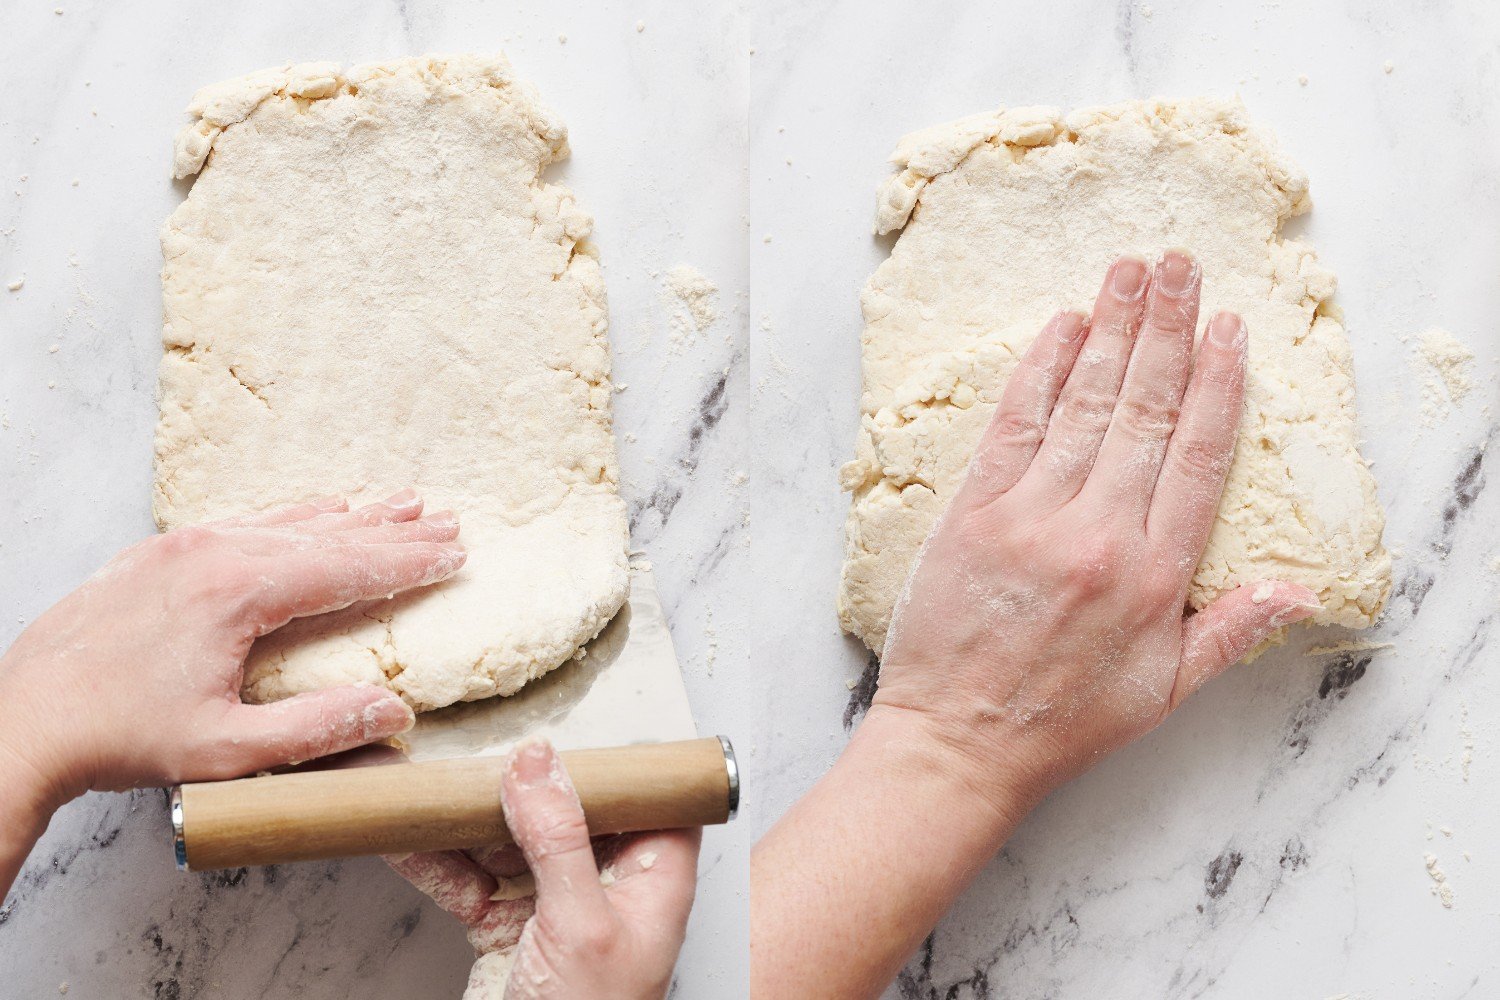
[838,98,1392,654]
[156,55,628,712]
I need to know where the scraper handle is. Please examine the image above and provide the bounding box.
[170,736,739,871]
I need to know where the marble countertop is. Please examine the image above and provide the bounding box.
[0,1,748,997]
[3,0,1498,998]
[748,1,1499,998]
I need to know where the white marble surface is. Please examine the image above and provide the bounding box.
[0,2,749,997]
[5,0,1500,997]
[749,1,1499,998]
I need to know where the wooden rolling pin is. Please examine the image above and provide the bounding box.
[171,736,739,871]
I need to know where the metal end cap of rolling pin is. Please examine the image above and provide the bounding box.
[718,735,740,821]
[170,785,189,871]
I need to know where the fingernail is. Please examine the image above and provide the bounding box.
[1110,256,1150,301]
[312,495,345,511]
[1207,312,1246,349]
[1057,310,1089,342]
[363,695,415,738]
[508,738,561,789]
[384,488,420,510]
[1156,250,1200,296]
[425,510,459,530]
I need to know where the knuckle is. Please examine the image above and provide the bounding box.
[1058,389,1116,434]
[1172,437,1232,482]
[525,810,591,860]
[1114,397,1179,440]
[1208,624,1243,669]
[1063,537,1125,595]
[988,409,1047,449]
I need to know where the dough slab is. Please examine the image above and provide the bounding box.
[156,55,628,711]
[839,98,1392,655]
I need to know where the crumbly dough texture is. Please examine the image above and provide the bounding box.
[156,55,628,711]
[839,98,1391,653]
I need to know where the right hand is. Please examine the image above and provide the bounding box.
[389,739,701,1000]
[872,252,1321,821]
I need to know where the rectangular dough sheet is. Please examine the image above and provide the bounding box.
[156,55,628,711]
[838,98,1392,654]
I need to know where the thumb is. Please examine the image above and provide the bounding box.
[1172,581,1321,711]
[206,685,415,776]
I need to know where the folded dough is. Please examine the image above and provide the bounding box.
[839,98,1391,654]
[156,55,628,711]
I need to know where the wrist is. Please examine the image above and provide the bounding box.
[0,680,87,821]
[860,698,1061,834]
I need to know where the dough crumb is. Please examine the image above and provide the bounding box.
[6,276,23,291]
[1297,74,1309,86]
[58,984,68,996]
[1251,582,1275,604]
[1138,3,1153,16]
[1412,327,1475,424]
[558,34,567,44]
[638,851,658,870]
[635,20,645,32]
[48,344,60,353]
[1424,852,1455,908]
[661,264,719,345]
[489,872,537,901]
[1383,60,1395,73]
[599,867,617,887]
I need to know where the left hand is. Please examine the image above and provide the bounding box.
[389,739,701,1000]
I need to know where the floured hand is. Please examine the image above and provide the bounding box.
[873,253,1321,819]
[0,490,465,900]
[389,739,700,1000]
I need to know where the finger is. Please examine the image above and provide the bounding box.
[387,849,498,926]
[1146,311,1247,561]
[463,952,515,1000]
[208,685,414,773]
[217,495,348,528]
[1086,251,1201,514]
[953,310,1089,508]
[1171,581,1321,710]
[388,850,533,953]
[501,739,612,930]
[469,843,530,880]
[339,511,460,545]
[599,827,701,930]
[243,541,466,636]
[1019,256,1150,504]
[285,489,425,535]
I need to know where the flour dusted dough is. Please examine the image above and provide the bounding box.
[839,98,1391,654]
[156,55,628,711]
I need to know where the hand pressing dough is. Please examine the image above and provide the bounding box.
[156,55,628,711]
[839,98,1391,654]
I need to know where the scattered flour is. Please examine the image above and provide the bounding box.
[1412,327,1475,425]
[1424,852,1455,908]
[661,264,719,345]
